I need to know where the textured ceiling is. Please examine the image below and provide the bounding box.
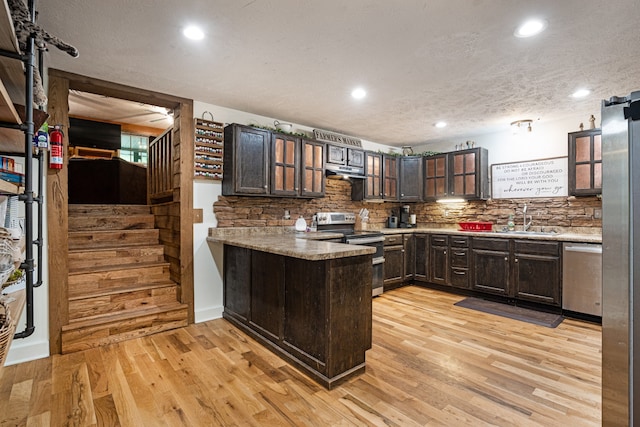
[37,0,640,146]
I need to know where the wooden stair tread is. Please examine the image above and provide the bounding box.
[62,302,188,331]
[68,214,155,231]
[68,204,151,216]
[68,244,164,255]
[68,280,176,301]
[68,229,160,249]
[68,229,158,237]
[68,260,170,275]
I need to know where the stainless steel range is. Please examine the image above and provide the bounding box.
[316,212,385,296]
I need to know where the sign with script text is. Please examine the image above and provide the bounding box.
[491,157,568,199]
[313,129,362,147]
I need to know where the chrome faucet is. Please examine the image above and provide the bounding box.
[522,204,532,231]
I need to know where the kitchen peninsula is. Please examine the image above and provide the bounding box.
[207,228,375,388]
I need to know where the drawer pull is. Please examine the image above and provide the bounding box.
[454,252,466,256]
[453,270,466,275]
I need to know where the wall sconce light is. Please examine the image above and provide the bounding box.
[511,119,533,133]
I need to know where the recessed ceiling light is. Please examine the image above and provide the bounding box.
[572,89,591,98]
[435,121,447,128]
[351,88,366,99]
[183,25,205,41]
[514,19,547,38]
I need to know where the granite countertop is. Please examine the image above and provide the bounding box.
[377,227,602,243]
[207,228,374,261]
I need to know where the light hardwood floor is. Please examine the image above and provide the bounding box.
[0,286,601,426]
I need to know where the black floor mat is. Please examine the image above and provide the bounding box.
[454,297,563,328]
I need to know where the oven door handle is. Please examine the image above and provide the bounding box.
[372,257,385,265]
[346,236,385,245]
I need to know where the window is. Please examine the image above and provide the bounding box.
[120,133,149,165]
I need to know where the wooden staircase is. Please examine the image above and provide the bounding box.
[62,204,188,353]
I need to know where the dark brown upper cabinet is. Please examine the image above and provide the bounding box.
[300,139,325,197]
[423,154,448,200]
[223,124,270,196]
[399,156,423,201]
[423,148,489,201]
[223,124,325,198]
[271,132,300,197]
[568,128,602,196]
[383,155,399,201]
[351,152,381,200]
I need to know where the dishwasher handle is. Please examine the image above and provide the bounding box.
[564,245,602,254]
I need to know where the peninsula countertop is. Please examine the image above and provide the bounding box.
[207,228,374,261]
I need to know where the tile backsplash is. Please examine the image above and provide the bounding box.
[213,180,601,233]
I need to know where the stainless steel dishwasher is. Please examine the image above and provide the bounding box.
[562,243,602,316]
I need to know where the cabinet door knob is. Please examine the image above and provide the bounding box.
[515,258,519,263]
[504,257,508,261]
[444,250,447,255]
[264,185,268,189]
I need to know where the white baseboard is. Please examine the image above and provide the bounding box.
[5,339,50,366]
[195,305,223,323]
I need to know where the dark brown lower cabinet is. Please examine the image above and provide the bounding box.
[429,235,449,285]
[513,240,561,306]
[471,237,562,306]
[383,234,405,290]
[383,244,404,289]
[414,234,429,281]
[449,236,470,289]
[471,238,510,296]
[403,234,415,281]
[223,245,372,389]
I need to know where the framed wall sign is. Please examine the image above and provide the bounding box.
[491,157,568,199]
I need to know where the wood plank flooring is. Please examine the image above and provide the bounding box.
[0,286,601,426]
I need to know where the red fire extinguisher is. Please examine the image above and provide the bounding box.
[49,125,63,169]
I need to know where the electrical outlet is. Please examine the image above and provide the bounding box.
[594,208,602,219]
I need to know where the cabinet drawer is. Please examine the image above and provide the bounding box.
[472,237,509,251]
[514,240,560,256]
[384,234,403,246]
[450,236,469,247]
[450,248,469,267]
[450,267,470,288]
[430,235,448,246]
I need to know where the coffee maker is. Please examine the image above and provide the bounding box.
[399,205,416,228]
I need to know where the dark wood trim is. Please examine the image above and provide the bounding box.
[46,69,195,353]
[47,69,191,108]
[178,101,195,323]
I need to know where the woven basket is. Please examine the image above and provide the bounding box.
[0,300,12,368]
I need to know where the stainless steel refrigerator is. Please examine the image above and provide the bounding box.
[601,90,640,426]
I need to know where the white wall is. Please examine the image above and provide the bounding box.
[5,157,50,365]
[413,114,599,167]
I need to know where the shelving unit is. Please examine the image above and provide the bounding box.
[194,117,224,180]
[0,0,45,353]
